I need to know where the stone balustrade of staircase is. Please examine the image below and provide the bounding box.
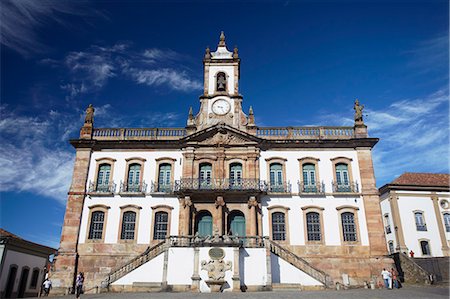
[265,239,333,288]
[104,241,166,285]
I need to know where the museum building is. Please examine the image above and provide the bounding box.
[50,33,392,294]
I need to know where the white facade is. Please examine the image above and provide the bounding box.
[379,174,450,258]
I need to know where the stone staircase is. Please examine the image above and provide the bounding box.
[393,252,431,284]
[265,239,333,288]
[103,241,166,286]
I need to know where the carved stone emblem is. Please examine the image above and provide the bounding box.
[209,248,225,260]
[201,259,232,281]
[202,132,246,145]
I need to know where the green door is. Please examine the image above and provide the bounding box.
[230,214,246,237]
[198,214,212,236]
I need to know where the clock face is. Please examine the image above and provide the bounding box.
[212,99,231,115]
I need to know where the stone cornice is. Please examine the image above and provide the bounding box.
[379,184,450,194]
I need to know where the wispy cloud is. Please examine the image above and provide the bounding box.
[315,89,449,186]
[0,106,76,204]
[406,33,448,75]
[0,0,98,57]
[44,43,202,96]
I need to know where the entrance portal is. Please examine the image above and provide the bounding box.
[228,211,246,237]
[196,211,213,236]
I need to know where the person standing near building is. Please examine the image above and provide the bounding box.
[381,268,391,289]
[390,268,399,289]
[42,278,52,296]
[75,272,84,299]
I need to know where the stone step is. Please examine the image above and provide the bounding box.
[272,283,325,291]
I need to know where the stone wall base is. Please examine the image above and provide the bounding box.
[304,256,394,286]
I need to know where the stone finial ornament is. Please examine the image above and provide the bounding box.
[233,46,239,58]
[84,104,94,124]
[205,46,211,59]
[248,106,255,125]
[354,99,365,123]
[219,31,226,46]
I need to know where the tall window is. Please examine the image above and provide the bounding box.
[96,164,111,192]
[272,212,286,241]
[30,269,39,289]
[270,163,283,192]
[414,212,427,231]
[388,241,395,254]
[384,214,392,234]
[341,212,357,242]
[88,211,105,239]
[444,213,450,233]
[154,211,169,240]
[127,164,141,192]
[302,164,316,192]
[121,211,136,240]
[306,212,321,241]
[335,163,350,191]
[229,163,242,188]
[199,163,212,188]
[158,164,172,192]
[420,240,430,255]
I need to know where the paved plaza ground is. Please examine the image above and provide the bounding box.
[41,285,449,299]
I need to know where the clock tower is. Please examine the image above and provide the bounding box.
[189,32,252,132]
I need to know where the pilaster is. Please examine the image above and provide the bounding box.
[431,194,450,256]
[232,247,240,291]
[50,147,92,294]
[215,196,225,235]
[191,247,201,292]
[389,191,408,252]
[356,148,388,256]
[248,196,258,236]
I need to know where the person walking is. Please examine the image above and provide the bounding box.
[381,268,391,289]
[75,272,84,299]
[42,278,52,296]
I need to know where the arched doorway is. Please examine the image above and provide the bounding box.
[4,265,17,298]
[195,211,213,236]
[228,210,246,237]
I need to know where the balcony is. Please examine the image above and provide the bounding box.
[331,181,359,193]
[119,181,147,196]
[385,225,392,234]
[175,178,267,193]
[298,182,325,194]
[88,181,116,195]
[150,182,176,194]
[416,224,427,231]
[267,182,291,194]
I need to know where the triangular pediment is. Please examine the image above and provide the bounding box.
[182,124,261,146]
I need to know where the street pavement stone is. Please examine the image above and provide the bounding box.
[40,285,450,299]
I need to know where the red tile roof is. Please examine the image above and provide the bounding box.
[391,172,450,187]
[0,228,21,239]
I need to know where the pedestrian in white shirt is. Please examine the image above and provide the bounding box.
[381,268,391,289]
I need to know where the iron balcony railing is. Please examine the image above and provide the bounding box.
[298,181,325,194]
[416,224,427,231]
[119,181,147,194]
[385,225,392,234]
[175,178,268,192]
[150,182,176,194]
[88,181,116,193]
[267,182,291,194]
[331,181,359,193]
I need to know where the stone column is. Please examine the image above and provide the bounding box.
[356,147,389,256]
[161,239,170,290]
[431,194,450,256]
[215,196,225,235]
[191,247,201,292]
[389,192,408,252]
[232,247,240,291]
[179,196,192,236]
[248,196,258,236]
[50,147,92,295]
[265,241,272,290]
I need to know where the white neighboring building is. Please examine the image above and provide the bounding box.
[379,173,450,257]
[50,33,392,294]
[0,229,56,298]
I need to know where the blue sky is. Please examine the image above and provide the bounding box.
[1,0,448,248]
